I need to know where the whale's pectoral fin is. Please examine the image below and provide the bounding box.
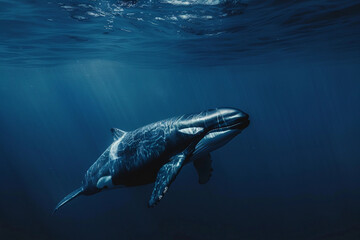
[193,153,213,184]
[148,153,187,207]
[111,128,126,141]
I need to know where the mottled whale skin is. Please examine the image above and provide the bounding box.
[54,108,250,213]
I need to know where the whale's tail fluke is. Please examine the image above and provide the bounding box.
[53,187,84,214]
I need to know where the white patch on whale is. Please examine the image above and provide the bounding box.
[110,133,127,160]
[179,127,203,135]
[97,176,114,189]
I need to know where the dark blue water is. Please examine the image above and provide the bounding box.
[1,1,360,239]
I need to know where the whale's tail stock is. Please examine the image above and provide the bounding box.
[53,187,84,214]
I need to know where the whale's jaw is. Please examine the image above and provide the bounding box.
[191,108,250,159]
[192,129,241,159]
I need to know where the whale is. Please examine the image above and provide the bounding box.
[53,107,250,213]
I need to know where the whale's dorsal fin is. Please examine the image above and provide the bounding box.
[111,128,126,141]
[193,153,213,184]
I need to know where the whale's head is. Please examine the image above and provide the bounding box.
[181,107,249,131]
[189,108,250,157]
[213,107,250,131]
[176,108,250,158]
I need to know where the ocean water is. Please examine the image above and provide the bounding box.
[0,0,360,239]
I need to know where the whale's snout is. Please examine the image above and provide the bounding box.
[216,108,250,130]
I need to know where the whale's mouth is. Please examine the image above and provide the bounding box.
[215,117,250,132]
[231,119,250,130]
[193,118,249,157]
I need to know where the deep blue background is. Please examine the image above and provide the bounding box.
[1,0,360,239]
[0,60,359,239]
